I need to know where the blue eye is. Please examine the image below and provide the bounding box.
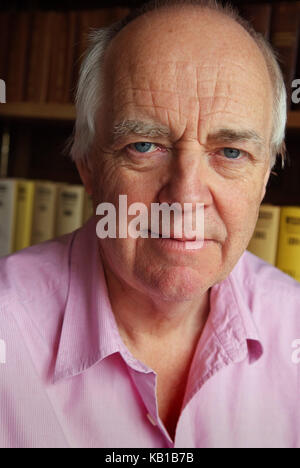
[133,142,154,153]
[223,148,241,159]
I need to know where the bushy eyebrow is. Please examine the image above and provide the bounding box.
[206,128,266,154]
[111,119,266,154]
[111,119,170,142]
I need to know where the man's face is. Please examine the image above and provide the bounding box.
[85,7,273,302]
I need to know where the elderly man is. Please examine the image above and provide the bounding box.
[0,0,299,449]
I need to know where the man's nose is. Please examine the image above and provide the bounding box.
[158,144,213,209]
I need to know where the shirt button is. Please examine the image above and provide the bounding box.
[147,413,157,426]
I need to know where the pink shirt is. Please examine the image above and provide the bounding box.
[0,215,300,448]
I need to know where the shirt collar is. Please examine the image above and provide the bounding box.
[53,216,122,383]
[53,218,263,383]
[209,270,263,365]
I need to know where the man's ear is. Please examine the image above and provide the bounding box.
[76,158,93,196]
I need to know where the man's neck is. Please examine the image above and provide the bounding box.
[102,262,211,349]
[102,261,211,441]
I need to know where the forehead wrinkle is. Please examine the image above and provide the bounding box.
[111,64,269,110]
[111,59,268,92]
[113,83,266,100]
[106,7,272,105]
[112,80,263,112]
[110,88,264,145]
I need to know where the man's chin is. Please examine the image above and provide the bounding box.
[139,265,213,303]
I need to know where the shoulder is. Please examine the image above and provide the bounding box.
[0,231,75,307]
[0,231,79,379]
[235,250,300,296]
[0,219,96,388]
[232,250,300,331]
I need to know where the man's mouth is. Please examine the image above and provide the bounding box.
[147,230,205,241]
[146,230,209,251]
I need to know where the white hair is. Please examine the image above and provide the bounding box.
[70,0,287,170]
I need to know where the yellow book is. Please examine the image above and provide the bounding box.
[55,184,85,236]
[247,204,281,265]
[0,178,19,256]
[82,191,94,224]
[276,206,300,281]
[14,180,36,252]
[31,181,59,245]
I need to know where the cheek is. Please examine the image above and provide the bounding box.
[96,167,160,209]
[216,179,262,238]
[91,156,117,201]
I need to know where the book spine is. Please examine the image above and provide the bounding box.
[63,11,78,103]
[291,2,300,110]
[39,12,55,103]
[0,12,12,83]
[31,181,58,244]
[247,204,281,265]
[26,12,54,102]
[48,12,68,103]
[14,180,36,252]
[6,12,31,102]
[270,1,300,110]
[25,12,42,101]
[240,3,272,39]
[55,184,84,236]
[0,179,18,257]
[276,206,300,281]
[109,7,131,23]
[75,9,112,82]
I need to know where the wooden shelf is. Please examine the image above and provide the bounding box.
[0,103,300,128]
[0,102,76,121]
[287,111,300,129]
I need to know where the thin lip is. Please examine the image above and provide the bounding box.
[147,231,209,242]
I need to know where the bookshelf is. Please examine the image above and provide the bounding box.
[0,103,76,121]
[0,1,299,192]
[287,111,300,129]
[0,0,299,278]
[1,105,300,127]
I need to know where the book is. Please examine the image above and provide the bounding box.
[6,12,31,102]
[74,9,112,82]
[31,181,59,245]
[109,7,131,23]
[270,1,300,109]
[71,7,131,103]
[0,128,10,178]
[47,11,78,103]
[14,179,36,252]
[0,178,19,257]
[276,206,300,281]
[83,190,94,224]
[55,184,85,236]
[47,12,69,103]
[291,3,300,110]
[25,11,55,102]
[247,204,281,265]
[0,12,12,84]
[63,11,78,103]
[240,2,272,39]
